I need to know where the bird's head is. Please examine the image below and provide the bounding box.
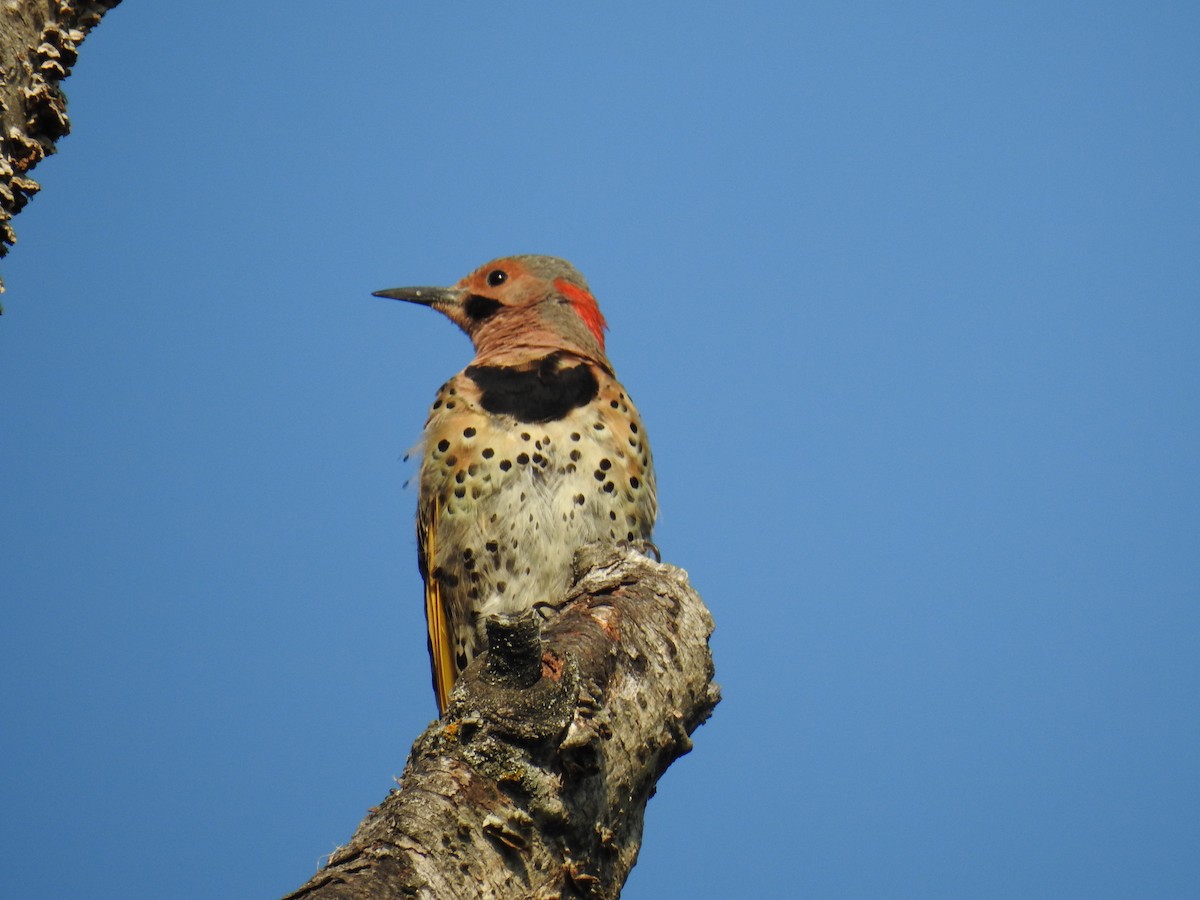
[374,255,610,369]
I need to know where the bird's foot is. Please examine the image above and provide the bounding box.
[623,538,661,562]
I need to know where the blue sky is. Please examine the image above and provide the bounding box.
[2,2,1198,897]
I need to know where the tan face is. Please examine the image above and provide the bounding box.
[374,254,610,366]
[439,257,548,334]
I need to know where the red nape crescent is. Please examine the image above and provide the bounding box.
[555,277,607,349]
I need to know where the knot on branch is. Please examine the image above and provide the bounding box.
[482,612,543,689]
[458,611,577,746]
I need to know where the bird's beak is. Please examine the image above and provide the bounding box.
[371,286,462,307]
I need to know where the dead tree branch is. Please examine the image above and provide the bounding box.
[0,0,122,297]
[286,544,719,899]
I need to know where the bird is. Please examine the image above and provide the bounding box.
[374,255,657,713]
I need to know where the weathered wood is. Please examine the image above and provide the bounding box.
[286,544,719,899]
[0,0,122,295]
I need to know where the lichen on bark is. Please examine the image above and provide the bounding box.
[0,0,122,298]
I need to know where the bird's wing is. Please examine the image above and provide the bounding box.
[418,494,455,713]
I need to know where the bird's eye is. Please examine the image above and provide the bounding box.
[486,269,508,287]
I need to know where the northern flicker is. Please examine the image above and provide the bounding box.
[374,255,657,713]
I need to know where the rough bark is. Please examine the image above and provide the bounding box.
[0,0,122,297]
[286,544,720,900]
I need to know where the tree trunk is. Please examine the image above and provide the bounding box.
[0,0,122,297]
[285,544,720,899]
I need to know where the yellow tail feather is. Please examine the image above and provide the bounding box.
[423,497,456,713]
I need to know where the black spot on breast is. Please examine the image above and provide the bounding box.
[464,294,502,321]
[466,353,599,423]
